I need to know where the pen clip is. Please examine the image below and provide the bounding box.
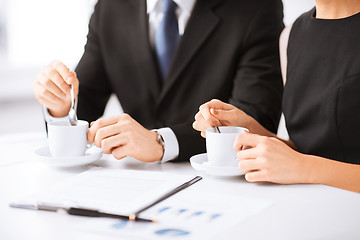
[37,202,65,212]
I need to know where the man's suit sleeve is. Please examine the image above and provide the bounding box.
[75,0,112,123]
[171,121,206,162]
[229,0,284,133]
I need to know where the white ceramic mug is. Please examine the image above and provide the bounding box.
[47,120,89,158]
[206,126,248,167]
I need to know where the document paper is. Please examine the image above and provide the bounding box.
[20,168,197,214]
[17,168,273,239]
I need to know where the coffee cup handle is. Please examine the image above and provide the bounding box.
[86,143,94,149]
[240,129,250,151]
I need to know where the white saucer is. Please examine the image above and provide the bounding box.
[34,146,103,168]
[190,153,244,177]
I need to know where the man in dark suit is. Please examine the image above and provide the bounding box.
[33,0,284,163]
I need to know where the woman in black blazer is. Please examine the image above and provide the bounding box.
[194,0,360,192]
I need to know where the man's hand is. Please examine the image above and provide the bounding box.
[33,60,79,117]
[87,114,164,162]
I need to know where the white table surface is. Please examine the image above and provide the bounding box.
[1,132,360,240]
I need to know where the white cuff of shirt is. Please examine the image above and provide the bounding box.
[43,106,70,123]
[156,127,179,163]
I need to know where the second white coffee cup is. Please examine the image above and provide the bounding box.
[47,120,89,158]
[206,126,248,167]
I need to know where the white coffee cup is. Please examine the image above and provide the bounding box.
[206,126,248,167]
[47,120,89,158]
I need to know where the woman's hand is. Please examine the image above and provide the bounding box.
[87,114,164,162]
[235,132,308,184]
[193,99,252,138]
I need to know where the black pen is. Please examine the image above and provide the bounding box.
[129,176,203,221]
[9,202,155,223]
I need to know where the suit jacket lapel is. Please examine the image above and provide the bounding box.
[126,0,162,100]
[158,0,224,102]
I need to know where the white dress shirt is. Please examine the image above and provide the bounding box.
[148,0,196,47]
[45,0,197,163]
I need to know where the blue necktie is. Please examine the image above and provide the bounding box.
[155,0,180,81]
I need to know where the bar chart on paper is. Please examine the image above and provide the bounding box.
[80,188,273,240]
